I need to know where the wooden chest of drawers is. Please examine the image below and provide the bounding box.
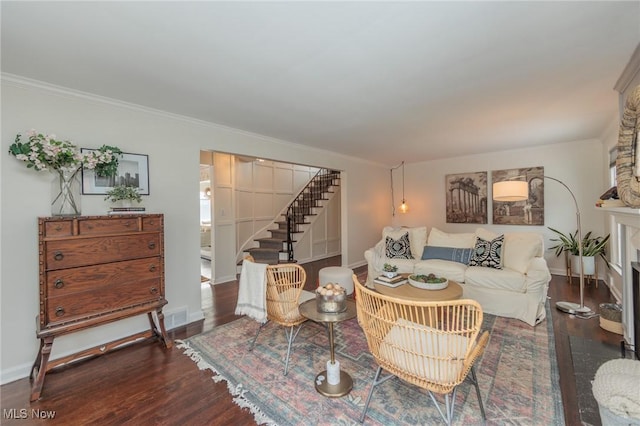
[31,214,172,401]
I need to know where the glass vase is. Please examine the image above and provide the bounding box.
[51,167,82,216]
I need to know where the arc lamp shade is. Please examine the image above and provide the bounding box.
[493,181,528,202]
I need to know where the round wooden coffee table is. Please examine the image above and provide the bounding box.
[374,277,462,301]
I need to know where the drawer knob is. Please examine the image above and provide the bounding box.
[54,279,64,289]
[149,264,157,272]
[124,221,132,227]
[150,287,158,294]
[148,241,156,249]
[86,224,94,229]
[55,307,65,317]
[55,225,63,231]
[53,251,64,261]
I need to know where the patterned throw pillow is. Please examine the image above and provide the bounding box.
[469,235,504,269]
[385,232,413,259]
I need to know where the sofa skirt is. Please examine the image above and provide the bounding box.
[462,284,547,326]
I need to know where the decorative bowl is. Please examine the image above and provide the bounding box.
[316,283,347,313]
[408,274,449,290]
[383,271,398,279]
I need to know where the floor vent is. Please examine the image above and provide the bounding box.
[164,308,188,330]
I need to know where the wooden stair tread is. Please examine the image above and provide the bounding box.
[245,169,341,264]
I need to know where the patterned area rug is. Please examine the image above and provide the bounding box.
[179,303,563,425]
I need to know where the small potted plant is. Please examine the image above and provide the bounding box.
[382,263,398,278]
[548,227,610,275]
[104,185,142,207]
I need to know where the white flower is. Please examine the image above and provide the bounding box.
[9,130,122,175]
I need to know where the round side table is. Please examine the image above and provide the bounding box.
[299,299,357,397]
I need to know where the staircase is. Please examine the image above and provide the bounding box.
[246,169,340,264]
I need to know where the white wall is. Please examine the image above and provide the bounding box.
[0,75,612,384]
[0,77,387,383]
[395,140,607,276]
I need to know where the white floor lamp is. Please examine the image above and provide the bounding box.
[493,176,592,315]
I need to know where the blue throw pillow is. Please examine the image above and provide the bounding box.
[421,245,473,265]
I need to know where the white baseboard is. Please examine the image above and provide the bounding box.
[162,307,203,330]
[163,307,189,330]
[1,362,32,385]
[548,267,611,288]
[213,274,236,285]
[1,307,203,385]
[189,310,204,323]
[348,259,367,270]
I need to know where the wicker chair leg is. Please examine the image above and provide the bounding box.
[360,366,395,423]
[428,387,458,426]
[283,323,305,376]
[249,321,268,351]
[470,366,486,421]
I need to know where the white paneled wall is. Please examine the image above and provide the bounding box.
[210,154,340,282]
[213,152,236,282]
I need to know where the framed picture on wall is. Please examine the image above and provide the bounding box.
[445,171,488,224]
[81,150,150,195]
[492,166,544,225]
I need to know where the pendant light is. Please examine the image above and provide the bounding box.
[391,161,409,215]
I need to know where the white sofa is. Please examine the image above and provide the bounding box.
[364,226,552,326]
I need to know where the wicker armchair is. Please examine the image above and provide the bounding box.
[249,263,314,375]
[353,275,489,425]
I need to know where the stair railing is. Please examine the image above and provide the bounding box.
[286,168,339,261]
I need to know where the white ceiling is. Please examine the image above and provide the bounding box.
[2,1,639,166]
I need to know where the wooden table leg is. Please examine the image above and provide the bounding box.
[30,336,54,401]
[148,310,172,349]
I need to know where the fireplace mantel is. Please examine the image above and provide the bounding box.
[596,205,640,219]
[597,206,640,350]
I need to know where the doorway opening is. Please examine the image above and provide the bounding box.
[198,150,342,295]
[199,156,214,284]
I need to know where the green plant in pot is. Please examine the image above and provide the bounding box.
[104,185,142,206]
[383,263,398,273]
[382,263,398,278]
[548,227,610,275]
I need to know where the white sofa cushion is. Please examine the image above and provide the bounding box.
[379,318,468,383]
[383,226,427,260]
[465,265,527,292]
[380,258,417,275]
[476,228,543,274]
[428,227,476,248]
[414,259,467,283]
[504,234,543,274]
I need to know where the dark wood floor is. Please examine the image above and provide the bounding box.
[1,257,626,425]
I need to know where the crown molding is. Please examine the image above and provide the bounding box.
[614,43,640,93]
[1,73,386,169]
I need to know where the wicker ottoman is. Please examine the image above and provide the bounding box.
[319,266,354,295]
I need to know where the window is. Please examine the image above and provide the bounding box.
[609,147,618,187]
[609,216,622,269]
[607,147,622,270]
